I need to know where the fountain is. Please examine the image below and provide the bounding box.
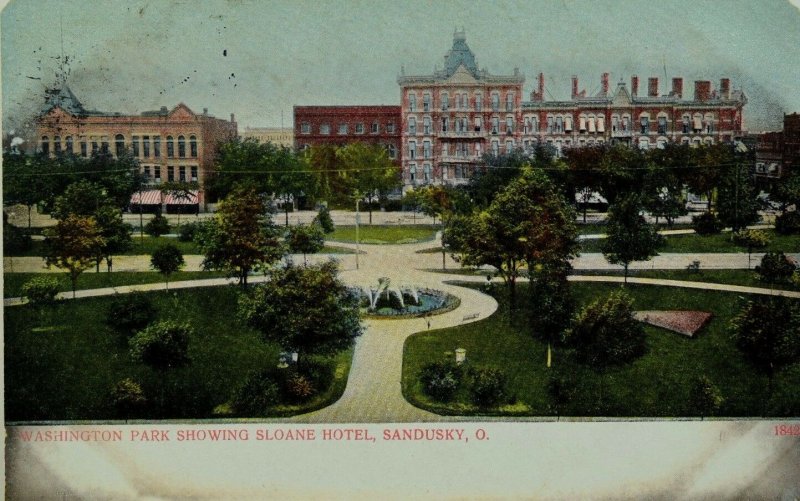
[354,279,460,318]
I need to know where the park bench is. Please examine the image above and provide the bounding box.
[462,312,479,321]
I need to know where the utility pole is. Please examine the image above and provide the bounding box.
[355,193,360,270]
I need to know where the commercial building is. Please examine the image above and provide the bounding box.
[397,30,747,187]
[755,112,800,178]
[242,126,294,148]
[35,85,238,209]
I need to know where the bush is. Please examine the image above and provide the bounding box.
[111,378,147,420]
[3,221,32,253]
[756,251,797,285]
[692,212,723,236]
[382,199,404,212]
[419,361,463,402]
[313,206,335,234]
[775,211,800,235]
[21,276,61,306]
[177,221,203,242]
[129,320,191,370]
[145,213,170,237]
[285,372,316,401]
[233,369,282,416]
[106,292,157,333]
[469,367,508,407]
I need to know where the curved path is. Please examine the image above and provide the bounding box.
[5,235,800,423]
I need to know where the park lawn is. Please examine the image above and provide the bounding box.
[570,269,799,291]
[4,286,354,421]
[328,225,438,244]
[5,236,201,257]
[3,271,231,298]
[403,282,800,417]
[579,229,800,253]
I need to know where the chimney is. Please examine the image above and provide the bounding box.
[571,76,579,98]
[601,72,609,95]
[720,78,730,99]
[631,75,639,96]
[648,77,659,97]
[671,78,683,98]
[230,113,235,123]
[694,80,711,101]
[160,106,168,114]
[531,72,544,101]
[203,107,208,115]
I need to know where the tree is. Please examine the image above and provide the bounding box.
[129,320,192,371]
[466,149,528,209]
[150,244,185,290]
[771,171,800,213]
[716,159,760,232]
[51,179,114,221]
[2,153,57,228]
[687,375,723,420]
[685,143,727,212]
[145,212,170,238]
[414,184,471,268]
[756,251,797,285]
[601,194,663,283]
[159,180,200,224]
[731,297,800,404]
[732,229,770,269]
[312,206,335,234]
[527,268,574,367]
[287,223,325,265]
[691,212,723,236]
[44,214,105,298]
[111,378,147,422]
[336,143,401,224]
[195,187,284,286]
[238,260,362,365]
[566,290,647,370]
[94,205,133,272]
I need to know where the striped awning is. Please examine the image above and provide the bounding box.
[165,191,199,205]
[130,190,163,205]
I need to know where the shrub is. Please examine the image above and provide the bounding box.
[285,372,316,401]
[732,229,770,250]
[106,292,157,333]
[756,251,797,285]
[21,276,61,306]
[177,221,203,242]
[145,213,170,237]
[111,378,147,420]
[692,212,723,236]
[419,361,463,402]
[129,320,191,370]
[3,222,32,253]
[382,199,403,212]
[313,206,335,234]
[775,211,800,235]
[233,369,281,416]
[469,367,508,407]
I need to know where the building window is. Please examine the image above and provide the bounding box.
[179,166,186,181]
[547,117,554,133]
[692,114,702,133]
[682,115,690,134]
[191,166,198,181]
[301,123,311,134]
[167,166,174,182]
[419,117,429,135]
[640,117,649,134]
[114,134,125,157]
[441,93,449,111]
[408,92,416,112]
[638,137,649,150]
[564,116,573,132]
[65,136,74,155]
[101,136,109,154]
[190,135,197,157]
[320,123,331,135]
[491,93,500,112]
[423,140,431,159]
[705,115,714,134]
[80,137,87,157]
[423,163,431,182]
[54,136,62,156]
[154,136,161,157]
[408,140,416,159]
[40,136,50,155]
[491,140,499,157]
[178,136,186,157]
[492,118,499,135]
[387,144,397,159]
[338,123,348,135]
[166,136,174,157]
[474,116,482,132]
[461,93,468,109]
[408,117,416,135]
[143,135,150,158]
[143,166,151,180]
[154,166,161,182]
[371,122,379,134]
[423,93,431,112]
[475,94,482,112]
[506,93,514,112]
[441,117,449,133]
[409,163,417,182]
[658,117,667,134]
[475,143,482,157]
[386,123,395,134]
[355,123,365,134]
[505,140,514,154]
[506,116,514,135]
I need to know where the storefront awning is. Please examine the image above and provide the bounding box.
[130,190,163,205]
[165,191,199,205]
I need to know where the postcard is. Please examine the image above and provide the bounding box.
[3,0,800,499]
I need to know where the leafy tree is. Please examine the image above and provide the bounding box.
[716,160,760,232]
[770,171,800,213]
[732,229,770,269]
[566,289,647,370]
[82,149,144,211]
[642,149,688,227]
[546,369,577,419]
[755,251,797,285]
[21,276,60,306]
[468,367,508,408]
[336,143,401,224]
[2,153,56,228]
[691,212,723,236]
[238,260,362,364]
[206,137,273,199]
[195,187,284,286]
[144,212,170,238]
[106,292,157,334]
[685,144,728,212]
[111,378,147,421]
[601,194,663,283]
[731,297,800,402]
[3,213,32,254]
[414,184,471,268]
[563,145,607,222]
[687,375,723,420]
[44,214,105,298]
[597,144,642,205]
[150,244,185,290]
[466,149,528,209]
[527,268,574,367]
[51,179,113,221]
[94,205,132,272]
[313,206,335,234]
[177,221,204,242]
[287,223,325,265]
[302,144,345,204]
[129,320,192,371]
[774,211,800,236]
[159,180,199,224]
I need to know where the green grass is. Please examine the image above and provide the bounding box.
[4,286,354,421]
[328,225,438,244]
[319,245,356,254]
[6,236,201,257]
[403,282,800,417]
[579,229,800,253]
[3,271,230,298]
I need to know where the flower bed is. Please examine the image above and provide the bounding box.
[632,310,713,337]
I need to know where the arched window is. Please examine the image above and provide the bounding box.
[41,136,50,156]
[54,136,62,156]
[167,136,174,157]
[65,136,74,155]
[178,136,185,158]
[115,134,125,157]
[190,135,197,157]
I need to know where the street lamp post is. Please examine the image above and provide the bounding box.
[355,194,360,270]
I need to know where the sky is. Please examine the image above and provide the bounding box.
[2,0,800,136]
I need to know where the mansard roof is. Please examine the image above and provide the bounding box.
[443,30,478,78]
[40,85,86,115]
